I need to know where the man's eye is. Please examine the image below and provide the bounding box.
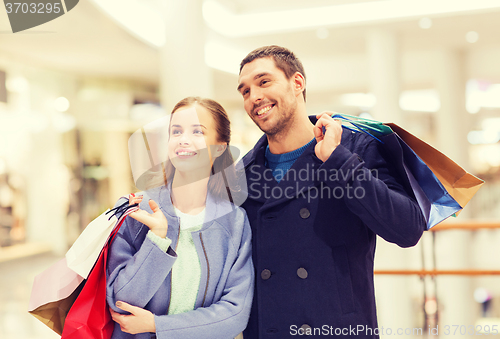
[242,89,249,96]
[261,79,269,85]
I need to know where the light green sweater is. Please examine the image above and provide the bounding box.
[147,207,205,315]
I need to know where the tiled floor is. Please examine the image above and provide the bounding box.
[0,253,62,339]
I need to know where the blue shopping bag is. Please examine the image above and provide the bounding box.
[332,113,466,229]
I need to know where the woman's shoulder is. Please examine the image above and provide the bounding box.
[210,198,249,234]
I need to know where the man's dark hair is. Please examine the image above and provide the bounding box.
[240,45,306,101]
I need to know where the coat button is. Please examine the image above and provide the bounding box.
[297,267,308,279]
[300,324,312,334]
[261,269,271,280]
[299,208,310,219]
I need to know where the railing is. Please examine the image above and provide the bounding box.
[374,221,500,276]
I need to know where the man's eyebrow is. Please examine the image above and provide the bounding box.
[237,72,271,92]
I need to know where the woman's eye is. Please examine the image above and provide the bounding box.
[194,129,204,135]
[172,129,181,135]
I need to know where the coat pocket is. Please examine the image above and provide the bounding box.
[332,244,356,314]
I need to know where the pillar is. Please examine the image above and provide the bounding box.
[159,0,213,110]
[366,29,403,125]
[434,49,474,338]
[435,49,470,169]
[367,29,414,337]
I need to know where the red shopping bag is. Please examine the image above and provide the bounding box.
[61,218,126,339]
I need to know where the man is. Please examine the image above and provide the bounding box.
[237,45,425,338]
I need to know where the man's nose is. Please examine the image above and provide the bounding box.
[249,87,263,104]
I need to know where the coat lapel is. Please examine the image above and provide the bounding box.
[244,133,324,211]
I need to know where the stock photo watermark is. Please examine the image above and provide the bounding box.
[290,324,500,336]
[248,164,379,203]
[3,0,79,33]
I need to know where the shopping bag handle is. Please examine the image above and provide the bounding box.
[331,113,385,143]
[106,200,139,221]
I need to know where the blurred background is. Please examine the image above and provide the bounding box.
[1,0,500,338]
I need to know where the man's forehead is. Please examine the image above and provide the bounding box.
[238,57,280,82]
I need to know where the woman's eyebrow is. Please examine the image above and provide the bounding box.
[171,124,206,129]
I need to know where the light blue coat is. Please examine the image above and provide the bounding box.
[106,186,254,339]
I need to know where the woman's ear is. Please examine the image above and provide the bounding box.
[214,144,227,158]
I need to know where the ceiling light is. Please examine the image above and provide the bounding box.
[316,28,329,39]
[465,31,479,43]
[54,97,70,112]
[6,76,29,93]
[340,93,376,108]
[399,89,440,112]
[418,17,432,29]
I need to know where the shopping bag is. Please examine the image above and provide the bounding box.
[332,113,483,228]
[387,123,484,211]
[61,217,126,339]
[65,209,117,279]
[380,132,462,228]
[28,258,85,335]
[66,199,138,279]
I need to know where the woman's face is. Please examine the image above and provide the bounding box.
[167,104,222,174]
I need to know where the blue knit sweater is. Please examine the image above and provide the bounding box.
[265,138,315,182]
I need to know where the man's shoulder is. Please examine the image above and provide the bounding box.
[240,148,255,169]
[340,127,378,152]
[237,134,267,170]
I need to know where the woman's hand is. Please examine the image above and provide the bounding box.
[110,301,156,334]
[128,195,168,238]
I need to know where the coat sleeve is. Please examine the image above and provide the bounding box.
[154,213,254,339]
[106,214,177,314]
[320,133,426,247]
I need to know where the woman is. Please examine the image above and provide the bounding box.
[106,97,253,339]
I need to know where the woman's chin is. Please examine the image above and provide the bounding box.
[172,164,212,179]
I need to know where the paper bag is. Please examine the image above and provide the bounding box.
[66,210,117,279]
[387,123,485,210]
[28,258,85,335]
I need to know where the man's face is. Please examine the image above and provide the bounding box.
[237,57,298,137]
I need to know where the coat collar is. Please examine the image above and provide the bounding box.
[157,183,229,231]
[242,115,324,208]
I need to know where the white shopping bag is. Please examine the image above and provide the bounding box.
[65,210,117,279]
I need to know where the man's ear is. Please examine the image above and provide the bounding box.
[292,72,305,97]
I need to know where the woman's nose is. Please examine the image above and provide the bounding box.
[178,133,191,145]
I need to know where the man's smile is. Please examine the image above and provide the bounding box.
[255,104,275,119]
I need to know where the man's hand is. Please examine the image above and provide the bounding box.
[314,112,343,162]
[128,195,168,238]
[110,301,156,334]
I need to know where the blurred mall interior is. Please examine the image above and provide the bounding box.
[1,0,500,338]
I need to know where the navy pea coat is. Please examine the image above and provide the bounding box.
[241,116,426,338]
